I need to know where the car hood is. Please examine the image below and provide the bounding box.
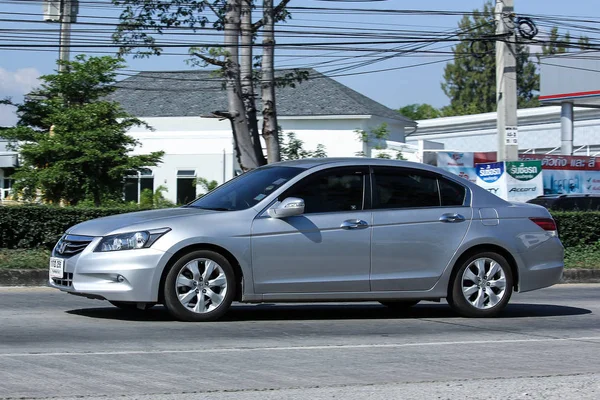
[67,207,214,236]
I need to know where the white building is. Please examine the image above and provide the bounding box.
[0,135,17,201]
[407,106,600,157]
[110,69,416,204]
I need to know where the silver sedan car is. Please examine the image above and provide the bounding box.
[49,158,564,321]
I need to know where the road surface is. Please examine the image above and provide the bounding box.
[1,284,599,399]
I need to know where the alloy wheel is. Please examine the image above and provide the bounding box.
[460,257,507,310]
[175,258,228,314]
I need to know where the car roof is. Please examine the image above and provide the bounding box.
[271,157,435,170]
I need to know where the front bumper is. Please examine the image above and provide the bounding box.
[48,236,170,302]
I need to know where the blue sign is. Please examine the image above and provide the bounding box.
[476,162,505,183]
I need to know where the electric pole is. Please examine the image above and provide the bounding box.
[43,0,77,72]
[495,0,518,161]
[58,0,73,72]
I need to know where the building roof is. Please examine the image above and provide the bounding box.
[108,69,414,124]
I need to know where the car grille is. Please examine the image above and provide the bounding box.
[53,235,94,257]
[52,272,73,287]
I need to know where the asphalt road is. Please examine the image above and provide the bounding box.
[1,284,599,400]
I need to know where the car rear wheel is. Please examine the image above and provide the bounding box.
[163,250,235,322]
[448,252,513,318]
[379,300,420,310]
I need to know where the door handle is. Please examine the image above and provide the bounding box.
[341,219,369,230]
[439,213,466,223]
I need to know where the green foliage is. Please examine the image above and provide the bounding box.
[398,104,442,120]
[279,132,328,160]
[140,185,175,209]
[355,123,404,159]
[551,211,600,248]
[537,27,590,60]
[441,1,539,116]
[194,177,219,196]
[0,55,164,206]
[0,205,154,249]
[564,243,600,270]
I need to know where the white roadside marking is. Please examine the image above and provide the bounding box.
[1,336,600,358]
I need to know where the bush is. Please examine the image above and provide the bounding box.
[0,207,597,252]
[551,211,600,248]
[0,205,152,249]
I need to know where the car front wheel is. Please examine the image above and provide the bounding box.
[448,252,513,318]
[163,250,236,322]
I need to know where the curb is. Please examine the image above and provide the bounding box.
[1,269,600,287]
[0,270,49,287]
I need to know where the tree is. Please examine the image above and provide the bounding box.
[540,27,570,57]
[112,0,293,169]
[0,56,163,206]
[195,177,219,196]
[537,27,591,59]
[279,132,327,160]
[398,104,442,120]
[441,1,539,116]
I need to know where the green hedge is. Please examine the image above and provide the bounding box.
[0,206,598,250]
[0,205,147,249]
[552,211,600,248]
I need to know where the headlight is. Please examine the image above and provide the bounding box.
[95,228,170,252]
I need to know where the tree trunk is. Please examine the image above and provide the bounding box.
[224,0,261,171]
[261,0,281,163]
[241,0,267,166]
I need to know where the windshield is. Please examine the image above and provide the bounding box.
[187,166,304,211]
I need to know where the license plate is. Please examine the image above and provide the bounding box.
[49,257,66,279]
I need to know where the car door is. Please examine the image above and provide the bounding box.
[251,166,372,294]
[370,167,473,291]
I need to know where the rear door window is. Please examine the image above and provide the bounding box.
[372,167,440,209]
[439,178,467,206]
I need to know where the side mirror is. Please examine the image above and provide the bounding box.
[268,197,305,218]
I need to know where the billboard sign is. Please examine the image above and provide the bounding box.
[475,162,507,198]
[505,161,544,201]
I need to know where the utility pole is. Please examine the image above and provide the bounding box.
[43,0,77,72]
[495,0,518,161]
[58,0,73,72]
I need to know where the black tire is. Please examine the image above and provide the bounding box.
[163,250,236,322]
[379,300,420,310]
[448,251,513,318]
[109,301,155,311]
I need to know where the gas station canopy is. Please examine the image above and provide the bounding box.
[540,51,600,108]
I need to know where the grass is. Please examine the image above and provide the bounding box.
[1,245,600,270]
[0,248,51,270]
[564,244,600,270]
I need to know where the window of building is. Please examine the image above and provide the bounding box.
[123,169,154,204]
[177,169,197,205]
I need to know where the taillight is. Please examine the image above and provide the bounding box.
[529,217,558,236]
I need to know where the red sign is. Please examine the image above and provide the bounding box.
[471,152,600,171]
[518,154,600,171]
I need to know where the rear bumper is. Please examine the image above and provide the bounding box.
[517,236,564,293]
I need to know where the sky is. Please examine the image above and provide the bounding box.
[0,0,598,126]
